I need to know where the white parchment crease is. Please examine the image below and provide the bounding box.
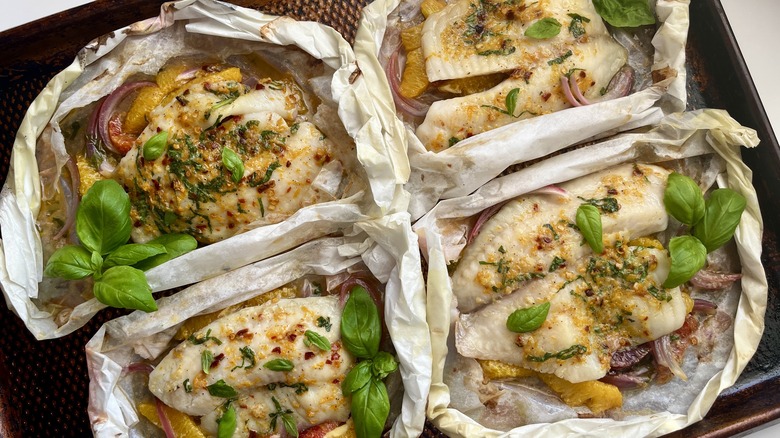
[355,0,691,219]
[0,0,410,339]
[413,109,766,437]
[87,215,430,438]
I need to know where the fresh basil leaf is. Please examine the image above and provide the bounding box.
[303,330,331,352]
[692,188,747,253]
[505,88,520,117]
[76,179,132,255]
[664,172,705,226]
[207,379,238,398]
[222,147,244,184]
[281,413,298,438]
[592,0,655,28]
[142,131,168,160]
[103,244,167,269]
[341,286,381,359]
[202,350,214,374]
[90,251,104,274]
[524,17,562,39]
[371,352,398,380]
[44,245,95,279]
[506,302,551,333]
[133,233,198,271]
[351,378,390,438]
[342,361,373,395]
[264,359,294,372]
[576,204,604,253]
[663,236,707,288]
[217,403,237,438]
[92,265,157,312]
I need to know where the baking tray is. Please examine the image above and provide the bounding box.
[0,0,777,436]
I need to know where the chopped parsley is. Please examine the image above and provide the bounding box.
[548,49,573,65]
[230,346,256,371]
[527,344,587,362]
[317,316,332,332]
[189,328,223,346]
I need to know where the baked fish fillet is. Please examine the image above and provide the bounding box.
[452,163,670,313]
[417,0,628,150]
[455,245,688,383]
[117,71,343,244]
[149,296,353,434]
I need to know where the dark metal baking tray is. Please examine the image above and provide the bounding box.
[0,0,777,436]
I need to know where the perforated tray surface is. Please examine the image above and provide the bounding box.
[0,1,778,436]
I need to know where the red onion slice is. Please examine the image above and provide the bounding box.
[386,48,429,118]
[122,362,155,375]
[527,184,569,198]
[97,81,155,155]
[610,343,651,370]
[599,373,649,389]
[467,201,507,245]
[692,298,718,315]
[598,65,635,102]
[569,74,591,105]
[690,269,742,290]
[652,335,687,381]
[155,397,176,438]
[560,75,582,107]
[54,158,80,240]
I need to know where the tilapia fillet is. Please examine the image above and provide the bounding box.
[149,296,353,436]
[117,71,344,244]
[417,0,628,151]
[452,164,689,383]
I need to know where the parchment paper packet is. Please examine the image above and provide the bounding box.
[355,0,690,218]
[0,0,410,339]
[86,213,430,438]
[413,109,766,437]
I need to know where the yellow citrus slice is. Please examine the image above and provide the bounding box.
[401,23,423,52]
[137,401,207,438]
[399,48,429,99]
[421,0,447,18]
[438,73,506,95]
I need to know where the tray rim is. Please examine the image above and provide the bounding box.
[1,0,779,437]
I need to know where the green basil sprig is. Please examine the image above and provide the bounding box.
[481,88,536,118]
[592,0,656,28]
[663,236,707,289]
[525,17,562,39]
[692,189,747,253]
[222,147,245,184]
[506,302,551,333]
[341,287,381,359]
[303,330,331,352]
[142,131,168,160]
[269,397,298,438]
[664,172,705,226]
[340,286,398,438]
[576,204,604,253]
[264,359,294,372]
[43,179,197,312]
[207,379,238,398]
[662,173,746,286]
[217,403,237,438]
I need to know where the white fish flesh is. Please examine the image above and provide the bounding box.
[148,296,353,436]
[452,164,689,383]
[116,71,344,244]
[417,0,628,151]
[452,163,670,312]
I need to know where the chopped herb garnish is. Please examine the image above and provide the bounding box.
[578,196,620,213]
[647,285,672,302]
[207,379,238,398]
[548,50,573,65]
[448,137,461,147]
[543,223,559,240]
[526,344,587,362]
[264,358,294,372]
[568,13,591,38]
[189,328,223,346]
[317,316,332,332]
[549,256,566,272]
[266,382,309,395]
[304,330,331,352]
[269,397,297,437]
[202,350,214,374]
[478,45,517,56]
[231,346,256,371]
[183,379,193,393]
[246,161,282,187]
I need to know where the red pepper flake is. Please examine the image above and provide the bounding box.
[330,351,341,362]
[286,160,292,168]
[248,431,259,438]
[607,187,618,195]
[541,92,552,102]
[304,352,315,360]
[134,220,143,227]
[286,187,292,193]
[238,198,246,204]
[272,346,281,354]
[287,333,297,342]
[227,211,234,217]
[326,360,332,365]
[332,379,341,385]
[211,353,225,368]
[236,328,249,337]
[196,224,208,231]
[228,223,235,229]
[255,83,265,90]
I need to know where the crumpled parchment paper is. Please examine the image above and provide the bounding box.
[355,0,691,219]
[413,109,767,437]
[87,212,430,438]
[0,0,410,339]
